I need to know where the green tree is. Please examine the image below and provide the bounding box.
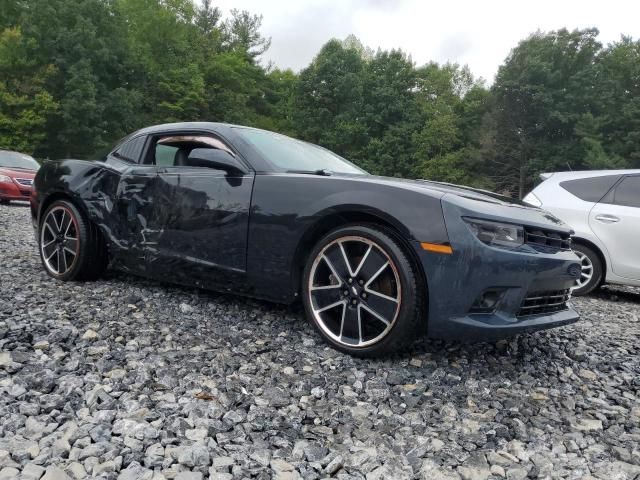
[412,63,490,187]
[259,68,298,134]
[592,36,640,167]
[223,9,271,62]
[359,50,421,176]
[3,0,639,194]
[7,0,143,156]
[0,28,57,154]
[293,39,368,160]
[485,28,602,197]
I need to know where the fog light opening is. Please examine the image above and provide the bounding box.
[469,288,506,314]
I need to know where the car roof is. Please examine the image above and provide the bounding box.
[133,122,250,136]
[540,169,640,181]
[0,149,33,157]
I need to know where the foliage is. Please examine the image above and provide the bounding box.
[0,3,638,197]
[0,28,58,154]
[484,28,639,196]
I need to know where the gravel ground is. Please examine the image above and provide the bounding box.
[1,202,639,480]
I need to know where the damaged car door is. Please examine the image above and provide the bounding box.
[139,134,255,289]
[110,134,168,273]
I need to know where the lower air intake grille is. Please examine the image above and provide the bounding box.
[525,227,571,251]
[518,289,571,317]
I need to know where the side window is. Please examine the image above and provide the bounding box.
[155,144,179,166]
[148,135,235,167]
[559,175,621,202]
[608,176,640,208]
[114,136,146,162]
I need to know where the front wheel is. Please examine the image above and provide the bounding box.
[302,225,424,357]
[571,244,603,296]
[39,199,107,281]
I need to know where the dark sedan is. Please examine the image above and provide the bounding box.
[31,123,581,356]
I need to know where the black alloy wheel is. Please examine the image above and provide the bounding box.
[39,199,107,281]
[302,224,423,357]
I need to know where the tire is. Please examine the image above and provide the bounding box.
[0,199,9,205]
[38,199,108,281]
[571,243,603,296]
[302,224,424,357]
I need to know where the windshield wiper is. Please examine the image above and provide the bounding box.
[286,169,332,176]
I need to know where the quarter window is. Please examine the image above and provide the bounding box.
[609,176,640,208]
[559,175,621,202]
[114,136,146,162]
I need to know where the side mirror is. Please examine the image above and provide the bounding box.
[187,148,247,174]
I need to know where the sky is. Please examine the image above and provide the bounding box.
[213,0,639,83]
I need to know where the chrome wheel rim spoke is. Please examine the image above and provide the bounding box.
[44,247,57,262]
[572,251,593,289]
[361,304,390,326]
[58,210,66,233]
[352,245,372,277]
[62,212,74,237]
[362,289,398,322]
[64,237,78,251]
[323,243,352,280]
[310,286,344,312]
[309,236,401,347]
[44,221,57,237]
[339,304,362,345]
[61,248,68,271]
[319,254,343,287]
[51,210,62,232]
[41,206,79,276]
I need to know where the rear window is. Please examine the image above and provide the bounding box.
[559,175,621,202]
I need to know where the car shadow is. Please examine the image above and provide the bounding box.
[585,285,640,305]
[1,201,30,208]
[407,334,546,358]
[105,270,295,315]
[99,270,581,367]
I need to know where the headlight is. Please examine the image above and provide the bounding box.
[0,175,12,183]
[464,218,524,248]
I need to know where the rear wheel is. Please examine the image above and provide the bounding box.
[302,224,423,357]
[39,200,107,281]
[571,244,603,296]
[0,199,9,205]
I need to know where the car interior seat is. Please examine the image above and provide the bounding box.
[173,148,189,166]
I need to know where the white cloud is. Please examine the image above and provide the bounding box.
[213,0,640,83]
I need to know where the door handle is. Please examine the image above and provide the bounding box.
[595,214,620,224]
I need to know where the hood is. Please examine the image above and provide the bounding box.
[335,173,570,231]
[345,174,526,207]
[414,179,529,206]
[0,167,37,178]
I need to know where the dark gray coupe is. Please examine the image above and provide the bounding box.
[31,123,581,356]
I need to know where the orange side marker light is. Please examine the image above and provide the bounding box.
[420,242,453,254]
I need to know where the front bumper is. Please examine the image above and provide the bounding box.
[416,197,581,342]
[0,180,32,201]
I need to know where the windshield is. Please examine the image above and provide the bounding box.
[0,151,40,170]
[236,128,367,175]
